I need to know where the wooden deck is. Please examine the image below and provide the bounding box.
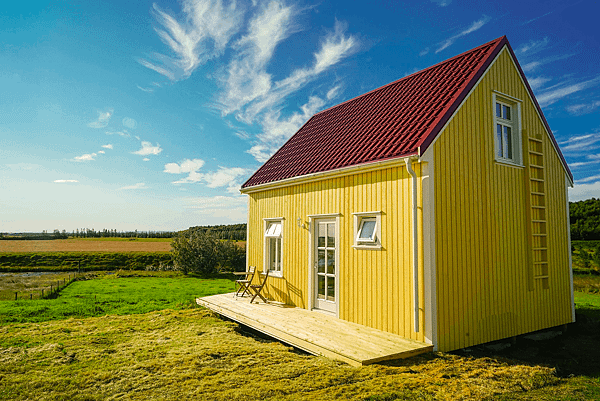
[197,293,433,367]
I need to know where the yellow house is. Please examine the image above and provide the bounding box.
[238,36,574,353]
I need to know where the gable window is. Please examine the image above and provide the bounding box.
[353,212,382,249]
[264,219,283,276]
[493,93,522,165]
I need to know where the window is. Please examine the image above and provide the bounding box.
[353,212,382,249]
[493,93,522,165]
[264,219,283,275]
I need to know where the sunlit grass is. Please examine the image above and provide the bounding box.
[0,273,235,324]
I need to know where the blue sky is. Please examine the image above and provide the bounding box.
[1,0,599,232]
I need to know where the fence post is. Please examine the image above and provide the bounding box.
[30,293,32,300]
[15,292,17,301]
[42,289,44,298]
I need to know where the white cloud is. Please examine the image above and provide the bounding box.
[567,100,600,116]
[202,166,248,188]
[419,47,430,57]
[435,16,490,54]
[527,76,551,91]
[522,11,554,26]
[140,0,244,81]
[326,85,341,101]
[569,181,600,201]
[120,183,148,190]
[537,76,600,107]
[122,118,137,129]
[102,144,113,149]
[431,0,451,6]
[73,153,97,162]
[133,141,163,156]
[137,85,155,93]
[54,179,79,183]
[517,37,549,55]
[164,158,205,174]
[143,158,150,162]
[88,109,113,128]
[98,150,105,154]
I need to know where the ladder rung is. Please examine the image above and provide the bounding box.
[532,220,546,223]
[529,151,543,156]
[531,191,545,196]
[533,261,548,265]
[530,178,544,182]
[534,275,549,279]
[529,137,543,143]
[530,164,544,169]
[533,247,547,251]
[532,206,545,209]
[533,233,547,236]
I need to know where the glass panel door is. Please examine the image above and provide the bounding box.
[314,219,336,313]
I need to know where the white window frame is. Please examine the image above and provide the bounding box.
[263,218,284,277]
[493,92,523,167]
[352,211,382,249]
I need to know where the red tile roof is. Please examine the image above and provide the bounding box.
[242,36,572,188]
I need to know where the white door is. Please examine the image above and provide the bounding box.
[313,219,337,313]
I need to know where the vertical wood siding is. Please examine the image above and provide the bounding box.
[433,47,572,352]
[247,164,426,343]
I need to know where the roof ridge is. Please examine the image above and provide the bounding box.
[312,36,506,119]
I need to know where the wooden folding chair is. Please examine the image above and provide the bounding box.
[234,266,256,297]
[249,269,269,304]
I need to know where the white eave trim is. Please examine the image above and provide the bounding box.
[240,156,414,194]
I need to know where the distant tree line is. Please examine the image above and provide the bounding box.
[186,224,247,241]
[0,224,248,241]
[570,198,600,240]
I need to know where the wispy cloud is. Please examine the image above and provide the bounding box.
[521,53,576,73]
[247,94,326,162]
[120,183,148,190]
[98,150,105,154]
[122,118,137,129]
[73,153,97,162]
[435,16,490,54]
[133,141,163,156]
[567,100,600,115]
[185,195,247,221]
[202,166,249,190]
[517,37,549,55]
[166,159,248,191]
[101,144,113,149]
[522,11,554,25]
[431,0,451,7]
[527,76,552,91]
[88,109,113,129]
[537,76,600,107]
[106,130,130,138]
[140,0,244,81]
[576,174,600,184]
[559,133,600,152]
[54,179,79,183]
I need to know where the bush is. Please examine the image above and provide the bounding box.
[170,229,246,275]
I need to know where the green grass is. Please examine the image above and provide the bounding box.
[0,271,78,300]
[575,291,600,320]
[0,273,235,324]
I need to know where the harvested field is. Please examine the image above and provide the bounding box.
[0,239,172,253]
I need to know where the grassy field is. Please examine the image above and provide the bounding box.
[0,274,598,399]
[0,271,80,301]
[0,272,234,324]
[0,239,172,253]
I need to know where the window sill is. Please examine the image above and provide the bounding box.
[494,159,524,169]
[352,244,382,250]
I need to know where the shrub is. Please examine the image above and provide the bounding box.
[170,229,246,275]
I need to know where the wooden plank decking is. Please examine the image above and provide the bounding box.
[197,293,432,367]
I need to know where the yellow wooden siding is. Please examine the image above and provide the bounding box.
[433,47,572,352]
[246,164,426,343]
